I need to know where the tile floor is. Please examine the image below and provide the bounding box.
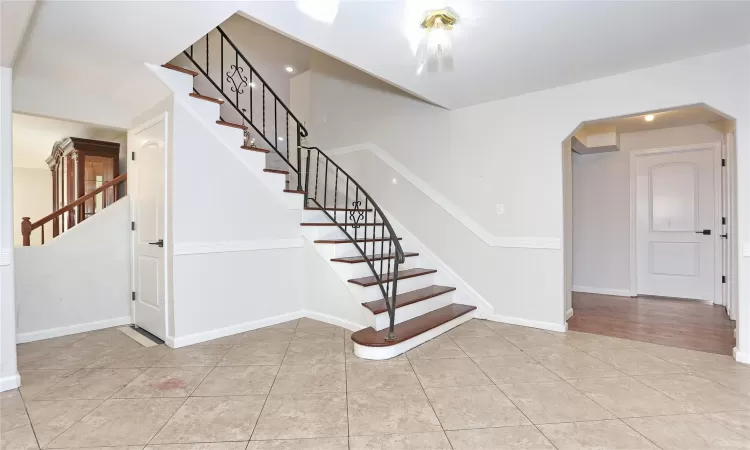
[2,318,750,449]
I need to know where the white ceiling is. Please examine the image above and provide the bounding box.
[12,113,122,170]
[241,0,750,109]
[0,0,36,66]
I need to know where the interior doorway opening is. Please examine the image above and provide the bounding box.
[562,104,738,355]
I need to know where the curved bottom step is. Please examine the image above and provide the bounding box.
[352,304,476,360]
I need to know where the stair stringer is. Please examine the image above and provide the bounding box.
[145,63,303,211]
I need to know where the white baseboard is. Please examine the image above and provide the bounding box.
[16,316,132,344]
[167,311,305,348]
[565,308,574,321]
[0,373,21,392]
[733,348,750,365]
[573,286,633,297]
[485,314,568,333]
[302,309,366,332]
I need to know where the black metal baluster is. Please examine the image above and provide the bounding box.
[205,33,209,75]
[314,152,320,201]
[235,52,239,107]
[262,85,266,139]
[297,122,302,191]
[345,179,349,227]
[323,159,329,208]
[274,100,278,154]
[285,113,290,165]
[304,147,311,206]
[221,36,224,93]
[249,70,253,123]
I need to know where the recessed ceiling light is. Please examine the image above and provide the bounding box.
[284,65,295,73]
[249,82,257,88]
[278,137,284,141]
[645,114,655,122]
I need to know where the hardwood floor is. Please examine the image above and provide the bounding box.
[568,292,736,355]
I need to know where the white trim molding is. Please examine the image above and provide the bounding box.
[572,285,634,297]
[16,316,132,344]
[302,309,366,333]
[0,249,11,266]
[565,308,574,321]
[327,143,561,250]
[174,238,304,256]
[167,311,305,348]
[733,348,750,365]
[485,314,568,333]
[0,373,21,392]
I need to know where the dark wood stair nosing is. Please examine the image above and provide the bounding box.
[348,267,437,287]
[314,237,403,244]
[241,145,270,153]
[351,304,476,347]
[264,168,290,175]
[304,206,374,212]
[216,120,248,130]
[300,222,384,227]
[188,92,224,104]
[362,285,457,315]
[284,189,307,194]
[330,252,418,264]
[161,63,198,77]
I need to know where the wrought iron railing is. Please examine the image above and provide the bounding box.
[182,26,405,340]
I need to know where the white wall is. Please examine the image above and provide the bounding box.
[14,197,132,342]
[12,167,51,246]
[572,124,724,294]
[1,66,19,391]
[301,46,750,357]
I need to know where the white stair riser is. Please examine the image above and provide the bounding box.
[214,124,245,150]
[303,210,379,223]
[355,273,436,302]
[313,226,391,240]
[330,257,417,280]
[319,241,405,258]
[186,97,221,122]
[353,310,474,360]
[371,290,455,331]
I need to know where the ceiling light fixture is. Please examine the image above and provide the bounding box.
[645,114,655,122]
[416,8,458,75]
[284,65,295,74]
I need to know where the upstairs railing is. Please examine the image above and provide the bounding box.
[21,173,127,246]
[183,26,406,340]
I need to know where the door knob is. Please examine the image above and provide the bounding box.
[695,230,711,236]
[148,239,164,247]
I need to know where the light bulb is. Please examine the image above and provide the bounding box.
[645,114,655,122]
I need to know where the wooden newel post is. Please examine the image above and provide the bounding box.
[21,217,32,247]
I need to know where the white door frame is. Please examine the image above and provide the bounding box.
[629,142,723,302]
[128,112,170,337]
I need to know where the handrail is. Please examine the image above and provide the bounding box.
[181,26,405,340]
[21,172,127,246]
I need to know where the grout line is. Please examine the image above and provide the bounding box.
[404,349,455,450]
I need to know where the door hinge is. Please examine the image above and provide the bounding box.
[132,291,136,301]
[722,276,726,284]
[131,221,135,231]
[131,151,136,161]
[721,158,726,167]
[722,217,726,225]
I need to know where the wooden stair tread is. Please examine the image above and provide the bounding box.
[162,63,198,77]
[241,145,270,153]
[216,120,248,130]
[331,252,418,264]
[305,206,374,212]
[264,168,289,175]
[362,285,456,315]
[189,92,224,104]
[314,237,402,244]
[349,268,436,287]
[301,222,384,227]
[284,189,306,194]
[351,304,476,347]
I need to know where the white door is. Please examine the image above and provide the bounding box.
[130,116,167,339]
[636,147,717,301]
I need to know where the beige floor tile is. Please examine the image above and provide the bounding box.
[193,365,279,396]
[499,381,614,424]
[17,369,77,400]
[446,426,554,450]
[550,331,634,352]
[252,392,348,440]
[348,389,441,436]
[70,447,144,450]
[18,333,89,352]
[406,336,466,360]
[218,341,290,366]
[86,345,171,369]
[625,414,750,449]
[146,444,248,449]
[636,344,742,372]
[153,346,231,367]
[568,377,694,418]
[481,321,549,337]
[504,331,580,351]
[636,373,750,412]
[446,319,496,337]
[345,360,420,392]
[1,394,29,432]
[267,319,300,329]
[706,410,750,438]
[410,357,492,388]
[114,367,212,398]
[270,364,344,394]
[473,354,561,384]
[296,318,339,330]
[294,327,346,341]
[25,399,102,447]
[20,346,114,370]
[282,339,344,365]
[694,368,750,396]
[349,432,452,449]
[587,349,687,376]
[47,398,184,448]
[0,424,39,450]
[16,346,57,367]
[424,385,530,430]
[235,328,296,344]
[538,419,659,449]
[33,368,143,400]
[247,438,348,449]
[533,350,624,380]
[450,335,524,358]
[69,328,144,351]
[152,395,265,444]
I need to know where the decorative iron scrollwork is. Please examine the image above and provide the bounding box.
[226,65,248,94]
[349,201,364,228]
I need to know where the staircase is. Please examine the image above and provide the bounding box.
[159,26,476,359]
